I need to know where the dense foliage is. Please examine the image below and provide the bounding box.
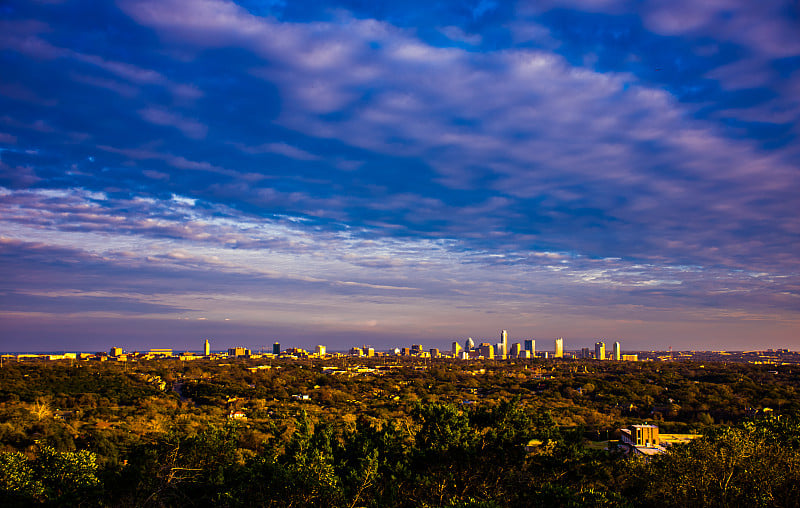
[0,358,798,506]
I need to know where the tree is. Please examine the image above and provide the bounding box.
[0,451,44,505]
[623,417,800,507]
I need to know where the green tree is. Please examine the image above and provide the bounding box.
[0,451,44,505]
[623,417,800,507]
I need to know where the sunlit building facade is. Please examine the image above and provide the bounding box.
[595,341,605,360]
[524,339,535,357]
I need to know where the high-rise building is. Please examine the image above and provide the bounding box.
[109,347,123,357]
[613,341,621,361]
[203,339,210,356]
[581,347,591,359]
[500,330,508,359]
[228,347,250,357]
[430,348,440,358]
[452,342,462,357]
[554,337,564,358]
[511,342,522,357]
[595,341,606,360]
[350,347,364,356]
[478,343,494,359]
[273,342,281,355]
[316,345,326,356]
[524,339,535,357]
[366,347,375,357]
[465,337,475,352]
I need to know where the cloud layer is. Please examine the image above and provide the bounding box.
[0,0,798,351]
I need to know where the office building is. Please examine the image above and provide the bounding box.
[500,329,508,359]
[366,347,375,357]
[511,342,521,358]
[350,347,364,356]
[109,347,123,357]
[613,341,621,361]
[430,348,440,358]
[273,342,281,355]
[554,338,563,358]
[465,337,475,352]
[204,339,210,356]
[524,339,535,357]
[228,347,250,357]
[478,343,494,359]
[581,347,591,359]
[452,341,462,357]
[315,345,326,356]
[595,341,606,361]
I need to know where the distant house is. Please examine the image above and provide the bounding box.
[228,411,247,420]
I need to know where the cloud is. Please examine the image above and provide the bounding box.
[0,0,798,349]
[232,141,320,160]
[139,107,208,139]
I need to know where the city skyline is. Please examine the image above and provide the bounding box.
[1,1,799,352]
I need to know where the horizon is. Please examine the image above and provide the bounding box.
[1,1,798,352]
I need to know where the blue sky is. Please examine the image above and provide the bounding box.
[1,0,798,352]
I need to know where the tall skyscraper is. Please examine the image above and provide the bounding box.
[273,342,281,355]
[465,337,475,352]
[524,339,536,357]
[478,343,494,359]
[554,337,564,358]
[613,341,621,361]
[500,329,508,359]
[452,341,462,357]
[316,345,326,356]
[204,339,210,356]
[511,342,522,357]
[595,341,606,360]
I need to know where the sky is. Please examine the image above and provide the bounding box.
[0,0,798,353]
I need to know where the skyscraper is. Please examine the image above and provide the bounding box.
[273,342,281,355]
[511,342,522,358]
[554,337,564,358]
[613,341,621,361]
[500,329,508,359]
[452,341,462,357]
[316,345,326,356]
[203,339,210,356]
[524,339,535,357]
[595,341,605,360]
[465,337,475,352]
